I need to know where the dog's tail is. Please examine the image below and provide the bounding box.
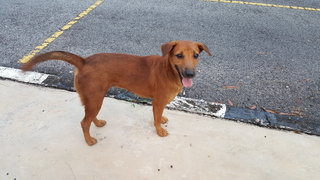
[21,51,85,71]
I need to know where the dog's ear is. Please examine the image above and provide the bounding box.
[161,41,177,57]
[197,42,212,56]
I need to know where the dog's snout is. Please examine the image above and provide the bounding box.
[183,69,195,78]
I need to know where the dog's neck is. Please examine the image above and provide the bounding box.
[160,55,182,87]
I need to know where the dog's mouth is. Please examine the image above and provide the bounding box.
[175,65,193,88]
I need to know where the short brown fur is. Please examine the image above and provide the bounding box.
[21,40,211,146]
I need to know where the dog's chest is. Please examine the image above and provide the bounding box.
[166,85,183,102]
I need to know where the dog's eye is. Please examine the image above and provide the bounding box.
[194,53,199,59]
[176,54,184,59]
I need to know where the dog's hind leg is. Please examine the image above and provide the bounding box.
[93,117,106,127]
[80,88,107,146]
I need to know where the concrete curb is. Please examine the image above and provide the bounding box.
[1,66,319,136]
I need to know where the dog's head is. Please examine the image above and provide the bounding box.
[161,40,212,88]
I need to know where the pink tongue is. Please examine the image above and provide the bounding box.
[182,77,193,88]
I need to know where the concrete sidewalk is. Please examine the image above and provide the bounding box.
[1,79,320,180]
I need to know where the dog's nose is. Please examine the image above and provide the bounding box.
[184,69,195,78]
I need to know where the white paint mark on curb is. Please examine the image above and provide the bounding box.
[0,66,49,84]
[212,102,226,118]
[168,96,226,118]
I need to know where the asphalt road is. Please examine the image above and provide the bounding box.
[1,0,319,129]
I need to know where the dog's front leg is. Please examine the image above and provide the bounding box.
[152,100,169,137]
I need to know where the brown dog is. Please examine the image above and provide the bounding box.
[21,40,211,145]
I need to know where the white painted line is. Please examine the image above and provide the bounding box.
[0,66,49,84]
[168,96,226,118]
[211,102,226,118]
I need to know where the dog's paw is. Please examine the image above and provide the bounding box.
[161,116,168,124]
[156,127,169,137]
[94,119,107,127]
[85,137,98,146]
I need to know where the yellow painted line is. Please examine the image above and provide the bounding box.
[204,0,320,12]
[19,0,105,63]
